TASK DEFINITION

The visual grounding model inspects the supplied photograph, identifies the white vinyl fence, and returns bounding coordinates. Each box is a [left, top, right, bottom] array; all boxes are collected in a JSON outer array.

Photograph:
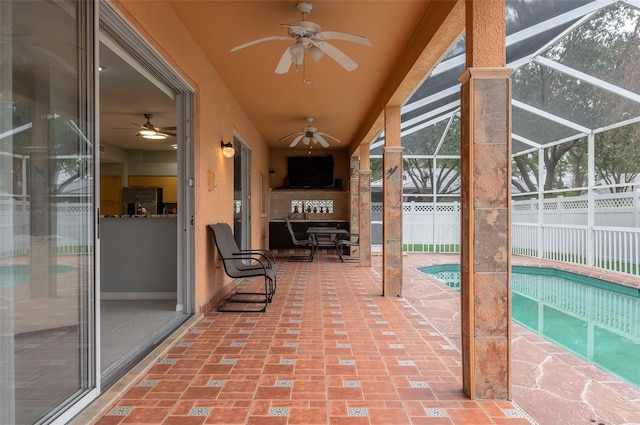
[[0, 200, 92, 256], [372, 190, 640, 277]]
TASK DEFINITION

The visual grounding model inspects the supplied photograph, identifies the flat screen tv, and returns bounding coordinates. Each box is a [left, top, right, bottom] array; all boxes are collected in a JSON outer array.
[[287, 155, 334, 188]]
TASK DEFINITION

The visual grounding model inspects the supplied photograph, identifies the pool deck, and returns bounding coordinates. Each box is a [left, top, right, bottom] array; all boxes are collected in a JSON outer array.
[[401, 253, 640, 425], [77, 252, 640, 425]]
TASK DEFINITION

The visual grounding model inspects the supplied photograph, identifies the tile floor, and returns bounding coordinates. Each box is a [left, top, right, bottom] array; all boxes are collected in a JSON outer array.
[[83, 253, 532, 425], [101, 299, 181, 371], [78, 251, 640, 425]]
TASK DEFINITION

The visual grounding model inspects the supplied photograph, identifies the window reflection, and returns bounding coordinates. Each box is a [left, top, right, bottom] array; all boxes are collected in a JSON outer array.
[[0, 1, 95, 423]]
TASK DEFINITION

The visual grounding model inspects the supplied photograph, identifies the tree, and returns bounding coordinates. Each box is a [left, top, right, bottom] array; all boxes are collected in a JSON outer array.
[[401, 117, 460, 196], [595, 124, 640, 192], [370, 158, 382, 182], [511, 2, 640, 194]]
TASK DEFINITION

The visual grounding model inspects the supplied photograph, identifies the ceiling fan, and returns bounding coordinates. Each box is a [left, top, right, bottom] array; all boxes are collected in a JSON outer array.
[[230, 2, 371, 74], [279, 117, 341, 148], [135, 114, 176, 140]]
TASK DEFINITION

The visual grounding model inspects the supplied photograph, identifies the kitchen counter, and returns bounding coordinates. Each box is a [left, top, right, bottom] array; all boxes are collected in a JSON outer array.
[[100, 216, 177, 298]]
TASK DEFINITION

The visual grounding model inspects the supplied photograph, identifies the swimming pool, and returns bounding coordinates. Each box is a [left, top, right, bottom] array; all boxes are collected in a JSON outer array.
[[419, 264, 640, 388], [0, 264, 76, 287]]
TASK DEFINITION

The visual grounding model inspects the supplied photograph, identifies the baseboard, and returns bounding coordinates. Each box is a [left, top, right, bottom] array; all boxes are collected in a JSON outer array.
[[200, 281, 240, 313], [101, 292, 177, 300]]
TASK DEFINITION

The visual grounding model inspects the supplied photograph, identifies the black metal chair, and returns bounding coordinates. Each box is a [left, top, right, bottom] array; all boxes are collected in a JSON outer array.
[[284, 218, 316, 262], [209, 223, 277, 312], [336, 233, 360, 263]]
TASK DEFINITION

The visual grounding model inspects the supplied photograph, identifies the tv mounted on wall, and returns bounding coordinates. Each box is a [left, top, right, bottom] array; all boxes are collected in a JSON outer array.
[[287, 155, 334, 188]]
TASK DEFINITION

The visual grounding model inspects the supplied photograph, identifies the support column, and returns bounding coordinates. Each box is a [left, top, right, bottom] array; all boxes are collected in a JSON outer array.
[[349, 155, 361, 259], [359, 145, 371, 267], [459, 0, 511, 400], [383, 106, 403, 297]]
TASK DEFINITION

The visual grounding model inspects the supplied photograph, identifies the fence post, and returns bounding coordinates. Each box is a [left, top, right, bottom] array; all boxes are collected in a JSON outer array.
[[635, 189, 640, 228], [587, 134, 595, 268], [557, 195, 563, 224], [431, 198, 436, 253], [537, 194, 544, 259]]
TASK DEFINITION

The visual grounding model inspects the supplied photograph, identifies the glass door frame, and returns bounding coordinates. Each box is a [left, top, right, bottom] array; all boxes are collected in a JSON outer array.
[[97, 0, 195, 316], [233, 135, 251, 251]]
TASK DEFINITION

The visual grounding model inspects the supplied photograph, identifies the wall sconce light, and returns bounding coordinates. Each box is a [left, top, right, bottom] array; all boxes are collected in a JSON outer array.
[[269, 169, 275, 177], [221, 141, 235, 158]]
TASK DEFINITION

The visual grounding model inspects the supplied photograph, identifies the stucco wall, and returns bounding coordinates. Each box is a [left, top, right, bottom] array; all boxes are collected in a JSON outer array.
[[110, 1, 271, 313]]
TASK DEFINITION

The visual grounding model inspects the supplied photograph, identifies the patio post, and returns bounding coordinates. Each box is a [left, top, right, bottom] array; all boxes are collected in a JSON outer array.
[[459, 0, 512, 399], [359, 145, 371, 267], [383, 105, 403, 296], [350, 154, 361, 260]]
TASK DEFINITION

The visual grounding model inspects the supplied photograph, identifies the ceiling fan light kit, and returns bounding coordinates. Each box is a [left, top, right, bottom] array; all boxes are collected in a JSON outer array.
[[142, 133, 168, 140], [231, 2, 371, 74], [136, 113, 175, 140]]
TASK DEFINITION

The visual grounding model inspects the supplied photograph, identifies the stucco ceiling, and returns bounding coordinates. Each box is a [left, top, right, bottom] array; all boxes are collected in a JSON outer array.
[[100, 1, 463, 154]]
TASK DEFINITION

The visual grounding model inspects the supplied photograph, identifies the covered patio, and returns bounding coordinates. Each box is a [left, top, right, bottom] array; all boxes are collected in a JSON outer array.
[[73, 252, 640, 425]]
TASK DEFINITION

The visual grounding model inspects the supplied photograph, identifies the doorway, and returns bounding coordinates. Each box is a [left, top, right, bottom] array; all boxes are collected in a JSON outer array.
[[233, 137, 251, 250], [98, 1, 195, 388]]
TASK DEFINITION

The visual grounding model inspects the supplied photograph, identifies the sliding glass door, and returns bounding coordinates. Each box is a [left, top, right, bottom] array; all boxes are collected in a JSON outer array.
[[0, 1, 96, 423]]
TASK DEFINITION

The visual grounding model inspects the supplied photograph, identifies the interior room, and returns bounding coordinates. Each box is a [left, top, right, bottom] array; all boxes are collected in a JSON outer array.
[[97, 37, 183, 384]]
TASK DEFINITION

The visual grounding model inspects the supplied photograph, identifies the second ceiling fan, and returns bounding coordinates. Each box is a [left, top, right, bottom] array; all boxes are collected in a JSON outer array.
[[279, 117, 341, 148], [231, 2, 371, 74]]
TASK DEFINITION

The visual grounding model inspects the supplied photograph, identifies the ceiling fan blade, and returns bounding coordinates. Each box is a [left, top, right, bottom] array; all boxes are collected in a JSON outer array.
[[311, 41, 358, 71], [289, 134, 304, 147], [278, 131, 300, 142], [315, 31, 371, 46], [230, 35, 291, 52], [317, 132, 341, 143], [315, 134, 330, 148], [156, 126, 177, 131], [275, 45, 295, 74]]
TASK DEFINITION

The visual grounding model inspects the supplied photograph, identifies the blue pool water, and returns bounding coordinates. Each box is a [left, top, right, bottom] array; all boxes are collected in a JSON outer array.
[[419, 264, 640, 388], [0, 264, 76, 287]]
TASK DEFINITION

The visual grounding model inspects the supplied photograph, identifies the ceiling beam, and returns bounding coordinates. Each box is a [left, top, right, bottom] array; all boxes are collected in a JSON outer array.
[[349, 0, 464, 156]]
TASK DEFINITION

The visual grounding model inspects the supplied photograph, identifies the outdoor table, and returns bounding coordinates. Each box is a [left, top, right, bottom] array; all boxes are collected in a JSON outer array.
[[306, 227, 349, 260]]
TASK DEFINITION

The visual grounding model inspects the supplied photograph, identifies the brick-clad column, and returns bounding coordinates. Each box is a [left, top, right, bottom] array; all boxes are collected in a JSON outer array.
[[350, 156, 360, 259], [459, 0, 511, 401], [383, 105, 403, 297], [459, 68, 511, 399], [359, 170, 371, 267], [359, 145, 371, 267]]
